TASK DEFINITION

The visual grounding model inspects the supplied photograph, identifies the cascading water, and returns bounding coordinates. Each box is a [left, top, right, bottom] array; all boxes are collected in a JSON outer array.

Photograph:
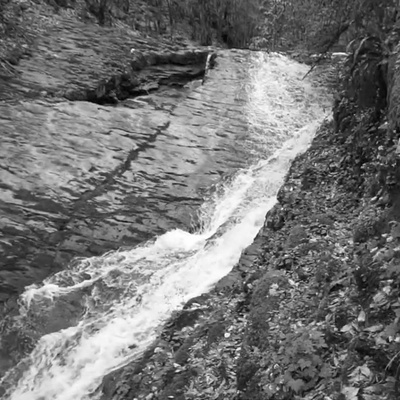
[[0, 50, 332, 400]]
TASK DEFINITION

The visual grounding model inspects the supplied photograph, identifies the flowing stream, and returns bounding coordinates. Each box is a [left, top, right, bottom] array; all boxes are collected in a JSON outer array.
[[0, 50, 331, 399]]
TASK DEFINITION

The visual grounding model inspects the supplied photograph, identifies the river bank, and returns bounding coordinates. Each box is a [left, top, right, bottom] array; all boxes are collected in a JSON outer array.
[[2, 2, 399, 398], [99, 56, 400, 399]]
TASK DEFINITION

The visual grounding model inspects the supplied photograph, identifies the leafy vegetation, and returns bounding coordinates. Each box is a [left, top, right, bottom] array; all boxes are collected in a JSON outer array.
[[252, 0, 398, 51], [166, 0, 260, 47], [82, 0, 396, 51], [104, 0, 263, 47], [233, 110, 400, 399]]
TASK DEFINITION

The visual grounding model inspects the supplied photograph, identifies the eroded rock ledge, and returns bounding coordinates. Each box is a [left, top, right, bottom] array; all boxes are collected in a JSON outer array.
[[64, 49, 211, 104]]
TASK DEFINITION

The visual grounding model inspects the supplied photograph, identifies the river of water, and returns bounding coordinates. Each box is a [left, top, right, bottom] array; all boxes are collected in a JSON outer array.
[[0, 49, 331, 399]]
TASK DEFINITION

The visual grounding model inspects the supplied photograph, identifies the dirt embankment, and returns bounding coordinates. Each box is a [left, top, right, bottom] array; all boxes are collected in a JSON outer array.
[[99, 52, 400, 400]]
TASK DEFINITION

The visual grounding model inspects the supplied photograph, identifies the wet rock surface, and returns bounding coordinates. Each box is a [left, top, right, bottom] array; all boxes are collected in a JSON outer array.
[[0, 43, 254, 304], [0, 2, 221, 302]]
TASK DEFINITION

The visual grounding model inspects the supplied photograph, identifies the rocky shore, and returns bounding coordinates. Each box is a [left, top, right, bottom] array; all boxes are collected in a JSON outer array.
[[100, 58, 400, 399]]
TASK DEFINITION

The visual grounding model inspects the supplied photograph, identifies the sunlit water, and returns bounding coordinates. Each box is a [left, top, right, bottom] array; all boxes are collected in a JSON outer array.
[[0, 50, 331, 400]]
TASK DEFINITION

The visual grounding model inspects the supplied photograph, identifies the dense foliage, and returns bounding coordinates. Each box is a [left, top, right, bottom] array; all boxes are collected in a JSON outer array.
[[145, 0, 398, 51], [251, 0, 398, 51], [165, 0, 260, 47], [110, 0, 262, 47], [2, 0, 397, 51]]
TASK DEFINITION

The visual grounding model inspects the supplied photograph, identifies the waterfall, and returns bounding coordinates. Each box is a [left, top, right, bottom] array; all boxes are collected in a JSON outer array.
[[0, 50, 331, 400]]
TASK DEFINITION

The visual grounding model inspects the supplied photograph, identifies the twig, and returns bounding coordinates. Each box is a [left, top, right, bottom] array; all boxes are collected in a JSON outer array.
[[0, 58, 18, 76]]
